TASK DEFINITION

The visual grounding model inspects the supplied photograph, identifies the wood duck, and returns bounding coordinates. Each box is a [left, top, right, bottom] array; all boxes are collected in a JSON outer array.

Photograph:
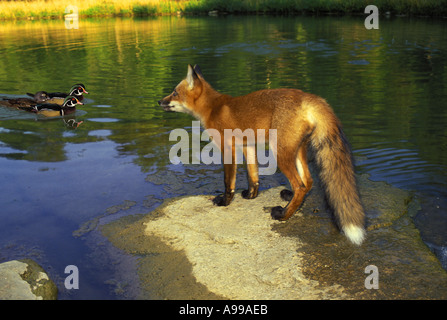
[[26, 83, 88, 105], [19, 96, 83, 117], [0, 91, 50, 108]]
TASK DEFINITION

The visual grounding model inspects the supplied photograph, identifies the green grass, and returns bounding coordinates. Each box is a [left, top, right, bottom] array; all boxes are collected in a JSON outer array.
[[82, 4, 117, 17], [1, 0, 446, 20], [192, 0, 447, 16], [131, 5, 158, 16]]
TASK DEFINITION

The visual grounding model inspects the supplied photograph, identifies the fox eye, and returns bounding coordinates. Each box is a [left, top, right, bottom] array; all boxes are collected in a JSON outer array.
[[173, 90, 178, 97]]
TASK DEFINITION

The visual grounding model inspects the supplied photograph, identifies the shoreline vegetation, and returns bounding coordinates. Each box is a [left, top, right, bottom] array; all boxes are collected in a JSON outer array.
[[0, 0, 446, 21]]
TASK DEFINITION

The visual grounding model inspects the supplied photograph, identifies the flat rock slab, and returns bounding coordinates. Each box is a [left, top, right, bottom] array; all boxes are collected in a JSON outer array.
[[102, 174, 447, 299], [0, 259, 57, 300]]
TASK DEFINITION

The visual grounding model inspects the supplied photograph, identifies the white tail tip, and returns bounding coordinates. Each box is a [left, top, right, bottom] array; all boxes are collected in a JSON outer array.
[[344, 224, 366, 246]]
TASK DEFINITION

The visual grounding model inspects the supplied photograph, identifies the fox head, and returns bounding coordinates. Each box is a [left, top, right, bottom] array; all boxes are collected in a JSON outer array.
[[158, 64, 204, 116]]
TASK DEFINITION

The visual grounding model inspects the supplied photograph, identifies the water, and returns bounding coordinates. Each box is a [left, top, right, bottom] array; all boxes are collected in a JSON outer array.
[[0, 15, 446, 299]]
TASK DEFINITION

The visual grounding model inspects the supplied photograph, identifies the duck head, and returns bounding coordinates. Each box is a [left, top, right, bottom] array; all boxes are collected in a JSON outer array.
[[35, 91, 49, 102], [63, 95, 84, 108], [30, 91, 50, 103], [68, 84, 89, 97]]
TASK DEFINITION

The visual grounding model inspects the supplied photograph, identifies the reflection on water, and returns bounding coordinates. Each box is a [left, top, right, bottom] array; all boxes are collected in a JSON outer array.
[[0, 16, 447, 298]]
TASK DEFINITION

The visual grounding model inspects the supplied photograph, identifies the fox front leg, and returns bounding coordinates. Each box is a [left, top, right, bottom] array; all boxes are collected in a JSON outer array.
[[241, 146, 259, 200], [213, 162, 237, 206], [241, 162, 259, 199], [213, 140, 237, 206]]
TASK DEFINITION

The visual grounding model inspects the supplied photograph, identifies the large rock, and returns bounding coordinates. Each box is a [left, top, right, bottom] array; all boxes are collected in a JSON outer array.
[[0, 259, 57, 300], [102, 174, 447, 299]]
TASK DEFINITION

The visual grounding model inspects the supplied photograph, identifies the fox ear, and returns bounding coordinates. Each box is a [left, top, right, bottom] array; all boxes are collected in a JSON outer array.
[[193, 64, 204, 78], [186, 64, 200, 89]]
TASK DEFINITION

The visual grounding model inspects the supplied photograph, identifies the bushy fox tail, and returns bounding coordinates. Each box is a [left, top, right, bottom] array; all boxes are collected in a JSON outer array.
[[310, 114, 366, 245]]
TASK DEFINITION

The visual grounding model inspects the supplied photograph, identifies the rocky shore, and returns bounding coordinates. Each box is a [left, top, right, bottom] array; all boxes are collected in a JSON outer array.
[[102, 174, 447, 299]]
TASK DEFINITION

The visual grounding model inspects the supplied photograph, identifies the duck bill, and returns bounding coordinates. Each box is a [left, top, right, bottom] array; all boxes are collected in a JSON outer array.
[[75, 97, 84, 105], [82, 88, 89, 94]]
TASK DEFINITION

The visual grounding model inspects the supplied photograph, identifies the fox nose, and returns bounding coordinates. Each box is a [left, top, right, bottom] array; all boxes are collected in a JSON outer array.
[[158, 100, 162, 105]]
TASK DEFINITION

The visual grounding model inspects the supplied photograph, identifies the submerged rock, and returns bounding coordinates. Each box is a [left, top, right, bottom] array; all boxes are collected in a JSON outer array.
[[0, 259, 57, 300], [102, 174, 447, 299]]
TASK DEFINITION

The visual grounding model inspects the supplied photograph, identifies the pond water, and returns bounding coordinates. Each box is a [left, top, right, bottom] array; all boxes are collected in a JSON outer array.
[[0, 15, 446, 299]]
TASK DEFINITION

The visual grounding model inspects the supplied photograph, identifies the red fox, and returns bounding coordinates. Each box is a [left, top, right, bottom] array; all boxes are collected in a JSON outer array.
[[158, 64, 366, 245]]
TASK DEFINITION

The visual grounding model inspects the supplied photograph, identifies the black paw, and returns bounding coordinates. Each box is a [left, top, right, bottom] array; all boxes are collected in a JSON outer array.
[[212, 195, 226, 206], [280, 189, 293, 201], [212, 191, 234, 206], [242, 189, 256, 199], [271, 206, 285, 220]]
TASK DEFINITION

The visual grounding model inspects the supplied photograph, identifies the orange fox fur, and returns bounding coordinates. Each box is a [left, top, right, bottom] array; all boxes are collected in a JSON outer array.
[[158, 64, 366, 245]]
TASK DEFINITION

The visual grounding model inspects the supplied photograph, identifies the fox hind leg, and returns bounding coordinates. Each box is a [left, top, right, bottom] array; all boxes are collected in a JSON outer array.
[[296, 140, 313, 192], [281, 140, 313, 202], [272, 134, 311, 220]]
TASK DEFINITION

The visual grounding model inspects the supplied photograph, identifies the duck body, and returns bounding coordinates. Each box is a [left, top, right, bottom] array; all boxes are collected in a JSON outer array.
[[17, 96, 83, 117], [26, 84, 88, 105], [28, 103, 76, 117], [0, 91, 50, 108]]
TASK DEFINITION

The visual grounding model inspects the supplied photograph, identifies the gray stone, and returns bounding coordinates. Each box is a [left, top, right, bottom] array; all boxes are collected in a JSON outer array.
[[0, 259, 57, 300]]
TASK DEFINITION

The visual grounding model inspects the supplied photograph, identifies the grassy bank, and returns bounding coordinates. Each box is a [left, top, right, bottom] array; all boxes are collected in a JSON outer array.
[[1, 0, 446, 20], [0, 0, 190, 20]]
